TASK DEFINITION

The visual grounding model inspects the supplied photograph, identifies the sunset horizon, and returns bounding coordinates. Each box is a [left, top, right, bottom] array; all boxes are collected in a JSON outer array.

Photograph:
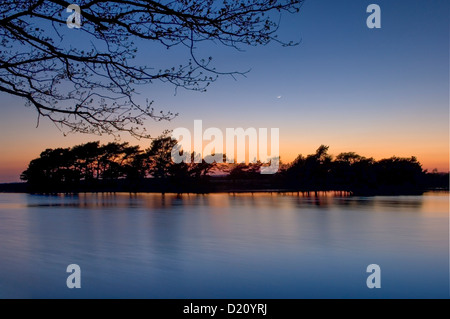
[[1, 131, 448, 183]]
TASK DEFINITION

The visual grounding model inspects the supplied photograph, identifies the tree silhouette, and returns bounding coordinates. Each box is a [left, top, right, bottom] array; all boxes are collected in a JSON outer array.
[[335, 152, 362, 164], [71, 141, 100, 180], [1, 0, 303, 138], [147, 136, 177, 178], [285, 145, 332, 190], [21, 141, 437, 194]]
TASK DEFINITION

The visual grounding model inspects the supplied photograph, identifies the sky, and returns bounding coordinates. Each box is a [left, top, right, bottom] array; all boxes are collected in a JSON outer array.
[[0, 0, 448, 182]]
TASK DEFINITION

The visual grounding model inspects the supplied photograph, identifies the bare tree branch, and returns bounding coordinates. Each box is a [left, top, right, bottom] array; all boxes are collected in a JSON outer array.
[[0, 0, 303, 138]]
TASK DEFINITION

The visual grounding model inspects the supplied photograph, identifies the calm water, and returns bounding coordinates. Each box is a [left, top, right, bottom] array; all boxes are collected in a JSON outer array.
[[0, 191, 448, 299]]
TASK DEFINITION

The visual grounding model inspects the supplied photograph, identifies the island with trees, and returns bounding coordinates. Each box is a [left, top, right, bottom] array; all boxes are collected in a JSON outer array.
[[6, 137, 447, 195]]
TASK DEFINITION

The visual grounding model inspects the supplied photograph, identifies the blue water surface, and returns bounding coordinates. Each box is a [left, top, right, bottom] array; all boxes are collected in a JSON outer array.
[[0, 191, 448, 298]]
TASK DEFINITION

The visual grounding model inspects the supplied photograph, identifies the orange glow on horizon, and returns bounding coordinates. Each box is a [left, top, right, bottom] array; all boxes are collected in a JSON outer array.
[[1, 138, 448, 183]]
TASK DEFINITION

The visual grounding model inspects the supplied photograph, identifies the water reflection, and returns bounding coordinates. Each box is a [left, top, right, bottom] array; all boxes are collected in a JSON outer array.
[[0, 191, 447, 298]]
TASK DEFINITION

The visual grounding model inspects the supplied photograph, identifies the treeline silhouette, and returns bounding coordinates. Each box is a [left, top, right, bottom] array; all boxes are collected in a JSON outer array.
[[20, 138, 449, 194]]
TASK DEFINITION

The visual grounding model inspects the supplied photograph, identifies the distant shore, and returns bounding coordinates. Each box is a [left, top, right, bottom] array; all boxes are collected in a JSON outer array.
[[1, 181, 447, 196]]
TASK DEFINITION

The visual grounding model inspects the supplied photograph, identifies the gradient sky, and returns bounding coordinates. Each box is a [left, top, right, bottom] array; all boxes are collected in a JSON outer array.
[[0, 0, 448, 182]]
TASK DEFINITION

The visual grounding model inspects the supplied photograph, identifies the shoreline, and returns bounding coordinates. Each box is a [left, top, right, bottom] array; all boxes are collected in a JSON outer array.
[[0, 182, 447, 196]]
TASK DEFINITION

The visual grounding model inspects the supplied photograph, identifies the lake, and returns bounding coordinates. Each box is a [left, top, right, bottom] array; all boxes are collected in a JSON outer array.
[[0, 191, 448, 298]]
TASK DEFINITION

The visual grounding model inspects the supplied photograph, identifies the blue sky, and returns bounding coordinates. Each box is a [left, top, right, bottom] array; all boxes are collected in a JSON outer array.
[[0, 0, 448, 182]]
